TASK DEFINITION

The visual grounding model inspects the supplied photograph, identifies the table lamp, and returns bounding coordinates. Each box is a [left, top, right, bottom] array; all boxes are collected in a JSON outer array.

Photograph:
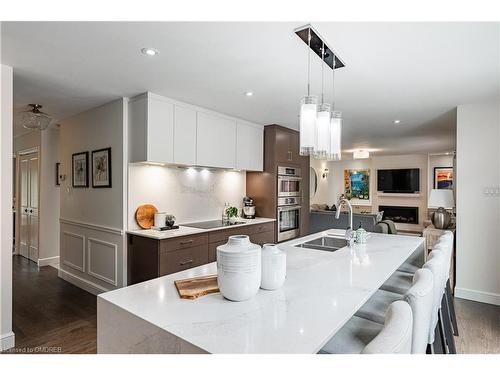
[[428, 189, 455, 229]]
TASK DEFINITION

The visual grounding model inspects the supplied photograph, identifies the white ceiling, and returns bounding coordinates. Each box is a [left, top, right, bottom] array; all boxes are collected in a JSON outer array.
[[2, 22, 499, 155]]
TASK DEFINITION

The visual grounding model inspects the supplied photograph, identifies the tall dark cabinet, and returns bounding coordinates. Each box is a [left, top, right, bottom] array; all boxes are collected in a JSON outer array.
[[247, 125, 310, 242]]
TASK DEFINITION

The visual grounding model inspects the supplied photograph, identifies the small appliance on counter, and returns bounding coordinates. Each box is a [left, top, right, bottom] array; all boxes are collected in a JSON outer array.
[[242, 196, 256, 219]]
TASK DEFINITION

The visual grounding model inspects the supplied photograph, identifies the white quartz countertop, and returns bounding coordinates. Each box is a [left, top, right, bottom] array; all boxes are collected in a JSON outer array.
[[126, 217, 276, 240], [99, 229, 424, 353]]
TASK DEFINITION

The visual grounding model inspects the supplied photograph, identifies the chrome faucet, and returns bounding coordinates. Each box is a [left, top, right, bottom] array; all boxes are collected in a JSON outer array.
[[335, 196, 355, 246]]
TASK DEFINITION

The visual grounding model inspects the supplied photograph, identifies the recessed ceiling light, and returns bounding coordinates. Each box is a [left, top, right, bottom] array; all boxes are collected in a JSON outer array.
[[141, 47, 159, 56], [394, 120, 401, 125], [244, 91, 254, 97]]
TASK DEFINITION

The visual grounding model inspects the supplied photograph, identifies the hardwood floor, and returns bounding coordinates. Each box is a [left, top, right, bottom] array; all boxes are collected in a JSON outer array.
[[2, 255, 499, 354], [455, 297, 500, 354], [5, 255, 97, 354]]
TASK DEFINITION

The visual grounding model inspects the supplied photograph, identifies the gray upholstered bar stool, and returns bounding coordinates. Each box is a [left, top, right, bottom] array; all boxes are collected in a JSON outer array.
[[435, 232, 458, 336], [378, 250, 450, 353], [319, 301, 413, 354], [354, 268, 434, 353]]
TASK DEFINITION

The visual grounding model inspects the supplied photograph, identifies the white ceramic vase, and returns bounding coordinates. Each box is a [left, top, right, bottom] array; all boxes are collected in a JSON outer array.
[[260, 243, 286, 290], [217, 235, 261, 301]]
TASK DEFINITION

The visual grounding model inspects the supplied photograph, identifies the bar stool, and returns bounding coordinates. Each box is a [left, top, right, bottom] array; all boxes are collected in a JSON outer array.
[[379, 249, 453, 353], [354, 268, 434, 353], [435, 232, 459, 336], [319, 301, 413, 354]]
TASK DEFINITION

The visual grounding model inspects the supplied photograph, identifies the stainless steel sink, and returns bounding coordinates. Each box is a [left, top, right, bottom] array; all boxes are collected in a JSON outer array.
[[295, 236, 348, 252]]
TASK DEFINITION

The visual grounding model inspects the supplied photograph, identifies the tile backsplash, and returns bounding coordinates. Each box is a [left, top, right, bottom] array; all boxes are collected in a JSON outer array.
[[128, 164, 246, 230]]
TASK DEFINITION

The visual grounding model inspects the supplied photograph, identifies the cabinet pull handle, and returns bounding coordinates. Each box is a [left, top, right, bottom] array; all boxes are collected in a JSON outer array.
[[180, 239, 194, 245], [29, 209, 33, 213], [179, 259, 193, 266]]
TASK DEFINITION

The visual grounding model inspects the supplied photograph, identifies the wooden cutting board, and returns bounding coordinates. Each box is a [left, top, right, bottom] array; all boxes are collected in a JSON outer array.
[[174, 275, 219, 300], [135, 204, 158, 229]]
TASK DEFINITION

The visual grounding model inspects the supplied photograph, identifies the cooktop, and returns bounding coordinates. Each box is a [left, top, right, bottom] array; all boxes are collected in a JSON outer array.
[[183, 220, 246, 230]]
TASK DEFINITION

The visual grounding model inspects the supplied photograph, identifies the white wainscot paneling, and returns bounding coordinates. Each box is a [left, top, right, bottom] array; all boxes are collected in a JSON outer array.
[[62, 231, 85, 272], [88, 237, 118, 286]]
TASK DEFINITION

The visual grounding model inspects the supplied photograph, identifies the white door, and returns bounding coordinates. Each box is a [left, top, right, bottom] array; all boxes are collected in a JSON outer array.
[[28, 155, 39, 262], [18, 151, 39, 263], [19, 156, 30, 259]]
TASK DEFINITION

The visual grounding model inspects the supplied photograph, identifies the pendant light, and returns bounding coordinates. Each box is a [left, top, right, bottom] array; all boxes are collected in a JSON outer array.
[[315, 42, 331, 159], [329, 55, 342, 161], [299, 28, 318, 156]]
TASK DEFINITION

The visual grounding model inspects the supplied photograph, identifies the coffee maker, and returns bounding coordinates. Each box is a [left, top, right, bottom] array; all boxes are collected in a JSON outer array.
[[242, 196, 256, 219]]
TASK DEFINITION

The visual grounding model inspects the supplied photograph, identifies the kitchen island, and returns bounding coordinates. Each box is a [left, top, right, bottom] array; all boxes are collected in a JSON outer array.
[[97, 229, 424, 354]]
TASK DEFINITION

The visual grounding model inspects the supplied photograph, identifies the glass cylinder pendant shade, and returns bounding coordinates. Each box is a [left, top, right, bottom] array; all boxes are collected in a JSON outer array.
[[299, 95, 318, 156], [315, 103, 331, 159], [328, 110, 342, 161]]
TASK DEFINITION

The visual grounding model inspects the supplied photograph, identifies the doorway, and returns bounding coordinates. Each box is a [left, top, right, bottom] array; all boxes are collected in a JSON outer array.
[[17, 148, 39, 263]]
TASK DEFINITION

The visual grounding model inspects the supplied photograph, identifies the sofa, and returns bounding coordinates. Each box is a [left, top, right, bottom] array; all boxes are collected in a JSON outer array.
[[309, 209, 384, 234]]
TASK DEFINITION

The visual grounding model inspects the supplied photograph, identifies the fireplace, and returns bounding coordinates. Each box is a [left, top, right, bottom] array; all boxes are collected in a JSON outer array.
[[379, 205, 419, 225]]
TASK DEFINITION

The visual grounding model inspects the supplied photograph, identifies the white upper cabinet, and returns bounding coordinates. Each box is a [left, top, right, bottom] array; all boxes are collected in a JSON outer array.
[[173, 105, 197, 165], [196, 112, 237, 169], [129, 92, 263, 170], [148, 96, 174, 163], [128, 93, 174, 163], [236, 121, 263, 171]]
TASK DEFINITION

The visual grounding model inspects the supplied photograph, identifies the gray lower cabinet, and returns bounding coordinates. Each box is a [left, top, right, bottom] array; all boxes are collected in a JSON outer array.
[[128, 222, 275, 285]]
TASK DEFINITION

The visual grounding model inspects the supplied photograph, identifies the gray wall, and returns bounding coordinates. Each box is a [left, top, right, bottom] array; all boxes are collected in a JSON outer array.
[[59, 98, 126, 293], [456, 99, 500, 305]]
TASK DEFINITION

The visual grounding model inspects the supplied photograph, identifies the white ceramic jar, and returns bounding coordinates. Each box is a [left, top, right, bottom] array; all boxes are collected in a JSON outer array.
[[260, 243, 286, 290], [154, 212, 167, 228], [217, 235, 261, 302]]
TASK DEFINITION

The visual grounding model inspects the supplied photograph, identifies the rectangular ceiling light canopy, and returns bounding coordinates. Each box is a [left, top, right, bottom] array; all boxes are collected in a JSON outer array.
[[295, 25, 345, 70]]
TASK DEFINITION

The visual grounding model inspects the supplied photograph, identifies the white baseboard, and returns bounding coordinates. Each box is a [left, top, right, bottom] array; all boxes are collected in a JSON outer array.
[[455, 287, 500, 306], [38, 256, 60, 267], [1, 331, 15, 351], [58, 268, 110, 296]]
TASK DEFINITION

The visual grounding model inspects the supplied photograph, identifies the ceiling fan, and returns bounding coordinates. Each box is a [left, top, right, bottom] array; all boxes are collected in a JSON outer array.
[[22, 104, 52, 130]]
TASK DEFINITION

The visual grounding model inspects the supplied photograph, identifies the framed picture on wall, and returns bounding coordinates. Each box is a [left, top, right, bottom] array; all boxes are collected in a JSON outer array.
[[344, 169, 370, 201], [434, 167, 453, 190], [55, 162, 61, 186], [72, 151, 89, 188], [91, 147, 112, 188]]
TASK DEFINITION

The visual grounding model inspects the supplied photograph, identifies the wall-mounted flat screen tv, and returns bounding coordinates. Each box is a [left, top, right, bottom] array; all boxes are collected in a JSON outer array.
[[377, 168, 420, 193]]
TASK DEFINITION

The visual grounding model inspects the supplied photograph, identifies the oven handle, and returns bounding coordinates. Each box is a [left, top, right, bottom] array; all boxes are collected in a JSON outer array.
[[278, 205, 302, 212], [278, 176, 302, 181]]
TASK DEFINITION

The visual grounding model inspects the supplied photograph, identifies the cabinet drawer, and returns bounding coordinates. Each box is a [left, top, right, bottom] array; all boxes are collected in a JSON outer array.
[[159, 244, 209, 276], [244, 222, 275, 235], [249, 230, 275, 246], [208, 227, 245, 243], [208, 222, 275, 243], [208, 240, 225, 263], [160, 233, 208, 253]]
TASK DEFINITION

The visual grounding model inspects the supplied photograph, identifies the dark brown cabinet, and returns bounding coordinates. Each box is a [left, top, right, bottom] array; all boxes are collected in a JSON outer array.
[[247, 125, 310, 241], [276, 126, 300, 164], [128, 222, 275, 285]]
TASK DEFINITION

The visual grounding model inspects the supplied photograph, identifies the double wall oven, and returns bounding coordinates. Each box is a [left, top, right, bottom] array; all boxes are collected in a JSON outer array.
[[277, 166, 302, 242]]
